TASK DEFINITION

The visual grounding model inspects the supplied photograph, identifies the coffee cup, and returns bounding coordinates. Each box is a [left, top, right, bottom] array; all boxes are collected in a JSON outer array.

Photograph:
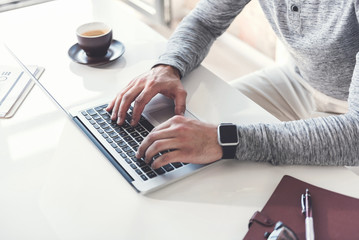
[[76, 22, 113, 58]]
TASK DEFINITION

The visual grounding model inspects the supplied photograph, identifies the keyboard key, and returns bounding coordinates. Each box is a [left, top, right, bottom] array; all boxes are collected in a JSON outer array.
[[122, 122, 131, 129], [109, 132, 118, 138], [134, 159, 146, 167], [134, 136, 143, 143], [124, 158, 132, 164], [95, 104, 108, 111], [123, 136, 132, 142], [86, 109, 97, 116], [97, 109, 108, 115], [102, 133, 108, 138], [140, 131, 149, 137], [127, 151, 136, 157], [97, 109, 107, 115], [140, 175, 148, 181], [122, 146, 132, 152], [172, 162, 183, 168], [135, 126, 145, 132], [100, 122, 109, 129], [141, 166, 152, 173], [130, 132, 140, 138], [163, 164, 174, 172], [154, 167, 166, 175], [96, 118, 105, 124], [140, 119, 154, 132], [119, 132, 129, 137], [146, 171, 157, 179], [105, 128, 114, 133], [92, 114, 101, 120], [102, 115, 110, 120], [126, 127, 135, 133], [128, 141, 137, 147]]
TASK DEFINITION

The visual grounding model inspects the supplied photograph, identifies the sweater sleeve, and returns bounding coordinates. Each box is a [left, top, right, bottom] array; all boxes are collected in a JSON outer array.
[[155, 0, 251, 78], [235, 52, 359, 166]]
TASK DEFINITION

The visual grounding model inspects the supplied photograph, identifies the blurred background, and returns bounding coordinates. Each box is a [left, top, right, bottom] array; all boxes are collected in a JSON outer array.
[[1, 0, 285, 82]]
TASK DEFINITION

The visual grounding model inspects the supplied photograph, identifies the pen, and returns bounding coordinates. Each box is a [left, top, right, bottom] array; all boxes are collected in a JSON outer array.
[[301, 189, 315, 240]]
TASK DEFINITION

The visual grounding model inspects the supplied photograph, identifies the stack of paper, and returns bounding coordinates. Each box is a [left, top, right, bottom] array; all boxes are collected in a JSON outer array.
[[0, 65, 44, 118]]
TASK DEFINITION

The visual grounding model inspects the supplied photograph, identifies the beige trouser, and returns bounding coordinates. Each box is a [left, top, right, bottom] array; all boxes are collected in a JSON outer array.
[[230, 63, 348, 121]]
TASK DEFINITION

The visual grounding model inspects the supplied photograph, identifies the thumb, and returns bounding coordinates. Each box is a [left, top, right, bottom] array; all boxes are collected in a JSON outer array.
[[174, 91, 187, 115]]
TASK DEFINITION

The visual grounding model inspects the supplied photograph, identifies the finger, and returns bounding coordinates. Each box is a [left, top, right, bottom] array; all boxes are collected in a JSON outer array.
[[144, 138, 179, 164], [130, 88, 158, 126], [111, 94, 122, 120], [150, 115, 184, 132], [109, 81, 136, 120], [136, 127, 176, 160], [106, 97, 116, 113], [151, 150, 185, 169], [174, 89, 187, 115], [116, 87, 143, 125]]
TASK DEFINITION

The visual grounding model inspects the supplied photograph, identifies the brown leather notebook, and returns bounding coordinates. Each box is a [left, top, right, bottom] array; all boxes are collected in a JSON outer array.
[[244, 175, 359, 240]]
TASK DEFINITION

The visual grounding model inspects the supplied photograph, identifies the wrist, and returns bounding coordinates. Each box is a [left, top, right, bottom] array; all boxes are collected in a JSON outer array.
[[217, 123, 239, 159], [153, 64, 181, 78]]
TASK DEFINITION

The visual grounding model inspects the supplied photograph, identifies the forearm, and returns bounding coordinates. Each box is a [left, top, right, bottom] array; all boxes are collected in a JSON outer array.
[[236, 113, 359, 166], [236, 53, 359, 166]]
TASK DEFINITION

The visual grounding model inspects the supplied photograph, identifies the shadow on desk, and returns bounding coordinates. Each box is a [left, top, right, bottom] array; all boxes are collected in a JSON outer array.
[[68, 56, 127, 93], [36, 121, 359, 239], [41, 120, 359, 207]]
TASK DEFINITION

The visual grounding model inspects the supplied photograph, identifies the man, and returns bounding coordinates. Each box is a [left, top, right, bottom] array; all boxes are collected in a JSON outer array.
[[107, 0, 359, 169]]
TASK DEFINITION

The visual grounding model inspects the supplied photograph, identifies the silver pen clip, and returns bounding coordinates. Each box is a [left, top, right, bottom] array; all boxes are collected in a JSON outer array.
[[301, 193, 306, 214]]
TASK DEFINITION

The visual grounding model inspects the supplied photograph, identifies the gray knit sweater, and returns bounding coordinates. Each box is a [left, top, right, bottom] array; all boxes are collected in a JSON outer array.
[[156, 0, 359, 166]]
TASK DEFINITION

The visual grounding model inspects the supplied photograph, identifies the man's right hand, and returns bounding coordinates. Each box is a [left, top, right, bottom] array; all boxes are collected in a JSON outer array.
[[106, 64, 187, 126]]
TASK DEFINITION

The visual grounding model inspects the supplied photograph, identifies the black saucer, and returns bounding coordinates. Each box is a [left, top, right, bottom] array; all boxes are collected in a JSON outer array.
[[68, 39, 125, 66]]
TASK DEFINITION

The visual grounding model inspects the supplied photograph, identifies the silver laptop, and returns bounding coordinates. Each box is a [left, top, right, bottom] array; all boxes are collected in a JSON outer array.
[[6, 45, 210, 194]]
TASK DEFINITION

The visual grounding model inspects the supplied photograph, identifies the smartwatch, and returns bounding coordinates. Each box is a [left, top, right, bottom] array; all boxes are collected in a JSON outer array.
[[217, 123, 239, 159]]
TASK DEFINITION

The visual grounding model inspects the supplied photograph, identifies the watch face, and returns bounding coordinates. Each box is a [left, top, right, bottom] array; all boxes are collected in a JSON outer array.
[[220, 125, 238, 144]]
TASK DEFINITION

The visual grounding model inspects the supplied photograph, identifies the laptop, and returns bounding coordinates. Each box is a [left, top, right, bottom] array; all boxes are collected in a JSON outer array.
[[5, 45, 214, 194], [6, 44, 280, 194]]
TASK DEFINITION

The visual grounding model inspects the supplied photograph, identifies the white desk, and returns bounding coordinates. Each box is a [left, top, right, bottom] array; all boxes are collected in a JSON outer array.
[[1, 0, 359, 239]]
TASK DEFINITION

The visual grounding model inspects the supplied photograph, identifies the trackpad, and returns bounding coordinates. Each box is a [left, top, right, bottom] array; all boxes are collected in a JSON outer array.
[[142, 94, 198, 126], [148, 106, 175, 125]]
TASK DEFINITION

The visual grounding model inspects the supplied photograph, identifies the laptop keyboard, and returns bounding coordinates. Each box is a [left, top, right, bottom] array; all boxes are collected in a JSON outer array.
[[81, 104, 186, 181]]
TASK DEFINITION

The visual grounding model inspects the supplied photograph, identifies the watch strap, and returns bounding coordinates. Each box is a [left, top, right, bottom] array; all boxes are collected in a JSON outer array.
[[222, 145, 237, 159]]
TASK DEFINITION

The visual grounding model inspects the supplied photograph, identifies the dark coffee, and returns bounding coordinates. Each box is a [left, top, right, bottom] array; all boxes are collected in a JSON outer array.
[[82, 29, 107, 37]]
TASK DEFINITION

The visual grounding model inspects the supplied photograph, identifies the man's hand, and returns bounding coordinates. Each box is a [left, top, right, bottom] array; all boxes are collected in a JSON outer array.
[[136, 115, 223, 169], [106, 65, 187, 126]]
